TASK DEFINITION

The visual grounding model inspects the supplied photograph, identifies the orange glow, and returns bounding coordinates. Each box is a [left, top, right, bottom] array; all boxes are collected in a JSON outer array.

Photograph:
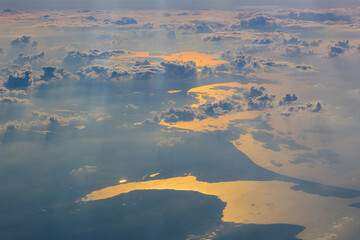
[[111, 51, 227, 67], [168, 90, 182, 93], [79, 176, 360, 240]]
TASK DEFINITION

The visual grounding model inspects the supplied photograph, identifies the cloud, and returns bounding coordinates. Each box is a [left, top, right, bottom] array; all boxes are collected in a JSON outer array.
[[158, 106, 196, 123], [63, 49, 128, 68], [178, 20, 224, 34], [0, 97, 30, 104], [295, 65, 313, 71], [198, 98, 242, 117], [125, 104, 138, 111], [77, 63, 163, 81], [3, 9, 19, 14], [328, 46, 345, 58], [161, 61, 197, 79], [282, 45, 314, 58], [112, 17, 137, 25], [13, 52, 45, 65], [253, 38, 273, 44], [291, 149, 339, 166], [10, 36, 37, 49], [70, 165, 97, 176], [251, 130, 311, 152], [157, 137, 185, 147], [221, 49, 293, 74], [283, 11, 352, 23], [243, 86, 275, 110], [3, 70, 32, 90], [85, 16, 97, 22], [232, 16, 276, 30], [280, 102, 323, 116], [328, 40, 351, 58], [279, 94, 298, 105], [335, 40, 350, 49], [38, 66, 71, 81]]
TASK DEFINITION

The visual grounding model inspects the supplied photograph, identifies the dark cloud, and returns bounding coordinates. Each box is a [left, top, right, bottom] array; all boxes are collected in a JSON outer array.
[[270, 160, 283, 167], [232, 16, 276, 30], [279, 94, 298, 106], [159, 106, 196, 123], [328, 46, 345, 58], [39, 66, 70, 81], [161, 61, 197, 79], [244, 86, 275, 110], [77, 63, 163, 81], [221, 49, 290, 74], [282, 45, 314, 58], [63, 49, 127, 68], [177, 12, 190, 16], [252, 130, 311, 152], [284, 11, 352, 23], [3, 71, 32, 90], [203, 36, 222, 41], [13, 52, 45, 65], [112, 17, 137, 25], [178, 20, 224, 34], [198, 98, 241, 117], [291, 149, 339, 166], [283, 37, 302, 45], [10, 36, 37, 49], [335, 40, 350, 49], [280, 102, 323, 116], [154, 86, 280, 123], [253, 38, 272, 44], [3, 9, 19, 14], [295, 65, 312, 71], [85, 16, 97, 22]]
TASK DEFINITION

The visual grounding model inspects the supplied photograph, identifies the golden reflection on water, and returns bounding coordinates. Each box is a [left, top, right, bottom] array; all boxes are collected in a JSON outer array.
[[79, 176, 359, 240], [111, 51, 227, 67]]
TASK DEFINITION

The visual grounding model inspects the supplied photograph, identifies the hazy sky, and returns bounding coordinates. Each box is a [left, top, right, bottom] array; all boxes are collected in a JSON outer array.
[[1, 0, 359, 10]]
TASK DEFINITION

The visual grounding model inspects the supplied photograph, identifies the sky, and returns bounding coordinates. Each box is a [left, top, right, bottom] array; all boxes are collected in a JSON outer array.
[[0, 2, 360, 240], [1, 0, 360, 10]]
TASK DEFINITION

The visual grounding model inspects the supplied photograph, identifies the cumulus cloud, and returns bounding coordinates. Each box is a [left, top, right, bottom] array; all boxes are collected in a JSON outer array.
[[253, 38, 272, 44], [221, 49, 292, 74], [70, 165, 97, 176], [251, 130, 311, 152], [282, 45, 314, 58], [157, 137, 185, 147], [104, 17, 137, 25], [161, 61, 197, 79], [63, 49, 128, 68], [0, 97, 30, 104], [13, 52, 45, 65], [291, 149, 339, 166], [178, 20, 224, 34], [77, 63, 163, 81], [328, 46, 345, 58], [158, 106, 196, 123], [10, 36, 37, 49], [279, 94, 298, 106], [154, 86, 279, 123], [328, 40, 351, 58], [3, 71, 32, 90], [283, 11, 352, 23], [232, 16, 277, 30], [38, 66, 71, 81], [280, 102, 323, 116]]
